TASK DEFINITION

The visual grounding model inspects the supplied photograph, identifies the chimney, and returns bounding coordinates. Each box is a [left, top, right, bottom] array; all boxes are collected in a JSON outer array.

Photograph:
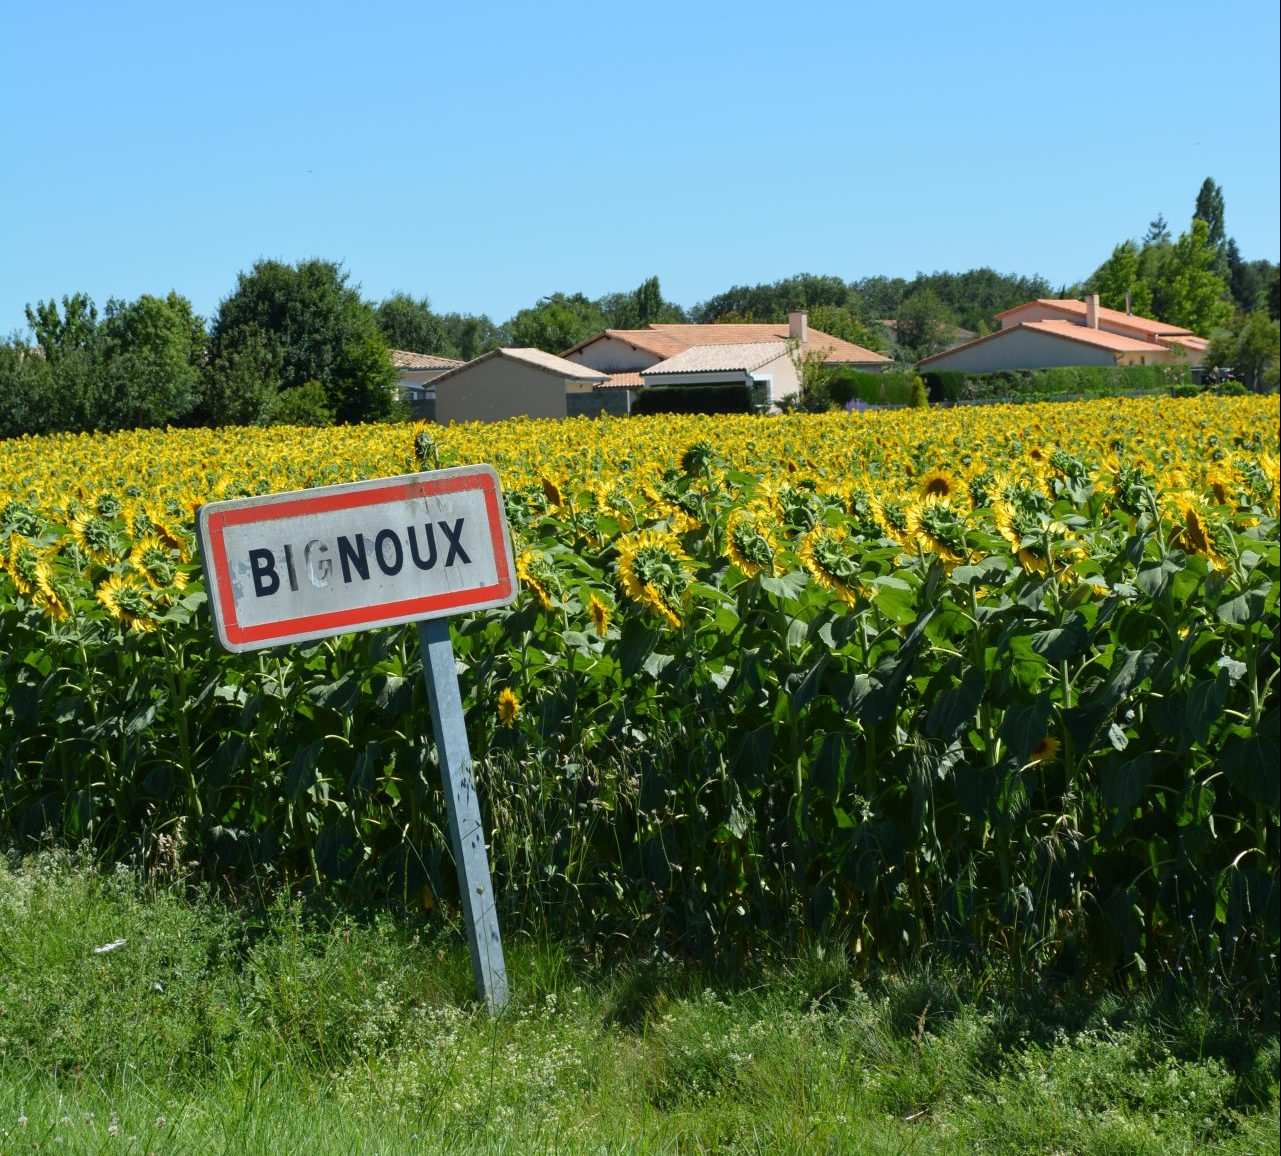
[[788, 310, 808, 344], [1125, 291, 1132, 316], [1085, 294, 1100, 329]]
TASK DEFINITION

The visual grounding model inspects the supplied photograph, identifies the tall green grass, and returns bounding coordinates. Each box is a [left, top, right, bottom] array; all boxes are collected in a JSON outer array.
[[2, 852, 1276, 1154]]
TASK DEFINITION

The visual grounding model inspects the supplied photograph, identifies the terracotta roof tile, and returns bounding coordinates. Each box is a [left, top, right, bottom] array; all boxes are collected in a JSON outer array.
[[565, 323, 889, 366], [599, 371, 645, 390], [997, 299, 1198, 339]]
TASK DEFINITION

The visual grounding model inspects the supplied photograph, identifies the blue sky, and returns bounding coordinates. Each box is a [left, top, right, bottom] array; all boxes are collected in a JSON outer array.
[[2, 0, 1278, 333]]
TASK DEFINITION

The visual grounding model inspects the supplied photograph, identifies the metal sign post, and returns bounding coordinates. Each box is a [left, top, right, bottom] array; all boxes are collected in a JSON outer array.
[[197, 466, 516, 1012], [419, 618, 508, 1011]]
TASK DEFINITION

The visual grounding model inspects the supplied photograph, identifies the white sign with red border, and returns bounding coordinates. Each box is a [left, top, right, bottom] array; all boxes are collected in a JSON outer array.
[[196, 466, 517, 653]]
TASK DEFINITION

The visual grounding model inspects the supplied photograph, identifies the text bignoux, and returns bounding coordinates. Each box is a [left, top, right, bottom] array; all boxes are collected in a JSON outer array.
[[247, 518, 471, 598]]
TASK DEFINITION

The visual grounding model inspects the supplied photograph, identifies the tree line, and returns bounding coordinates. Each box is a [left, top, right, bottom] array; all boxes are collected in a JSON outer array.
[[2, 179, 1277, 439]]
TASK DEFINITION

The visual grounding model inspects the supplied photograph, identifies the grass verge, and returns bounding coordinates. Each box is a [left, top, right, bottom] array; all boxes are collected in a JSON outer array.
[[1, 850, 1277, 1154]]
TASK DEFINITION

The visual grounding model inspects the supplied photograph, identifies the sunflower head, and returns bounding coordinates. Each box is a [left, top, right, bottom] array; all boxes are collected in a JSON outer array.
[[1030, 735, 1061, 765], [615, 528, 690, 628], [917, 468, 959, 502], [1171, 492, 1228, 570], [905, 495, 969, 567], [725, 509, 779, 579], [516, 549, 558, 611], [497, 688, 520, 726], [588, 593, 610, 638], [96, 573, 158, 633], [798, 525, 869, 607]]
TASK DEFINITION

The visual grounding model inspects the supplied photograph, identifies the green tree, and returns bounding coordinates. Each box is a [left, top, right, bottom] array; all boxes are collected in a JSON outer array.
[[0, 339, 59, 437], [1206, 311, 1281, 390], [806, 304, 889, 353], [25, 293, 98, 362], [1160, 219, 1234, 335], [894, 289, 956, 357], [200, 325, 282, 427], [375, 292, 446, 354], [208, 259, 395, 424], [438, 313, 504, 361], [97, 292, 206, 427], [505, 292, 605, 353], [1143, 214, 1171, 245], [1088, 241, 1154, 316], [1194, 178, 1227, 252]]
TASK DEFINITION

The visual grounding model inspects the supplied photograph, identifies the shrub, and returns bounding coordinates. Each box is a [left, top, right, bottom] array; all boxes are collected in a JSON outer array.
[[632, 384, 753, 415]]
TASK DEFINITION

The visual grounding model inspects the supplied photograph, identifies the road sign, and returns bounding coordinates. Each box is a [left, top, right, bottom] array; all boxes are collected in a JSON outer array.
[[196, 466, 517, 653], [196, 465, 516, 1012]]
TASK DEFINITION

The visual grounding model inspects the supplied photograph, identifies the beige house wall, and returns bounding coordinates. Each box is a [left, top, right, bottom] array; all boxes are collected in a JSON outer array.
[[566, 336, 663, 373], [435, 359, 571, 424], [923, 327, 1122, 373], [754, 348, 803, 407]]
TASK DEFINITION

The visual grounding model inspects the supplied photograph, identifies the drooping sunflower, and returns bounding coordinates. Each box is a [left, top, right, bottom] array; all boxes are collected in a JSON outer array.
[[129, 535, 188, 599], [68, 510, 118, 565], [868, 495, 912, 547], [1169, 492, 1228, 570], [588, 592, 611, 638], [516, 549, 557, 611], [96, 572, 158, 633], [725, 508, 779, 579], [798, 524, 870, 607], [904, 495, 969, 568], [615, 528, 690, 629]]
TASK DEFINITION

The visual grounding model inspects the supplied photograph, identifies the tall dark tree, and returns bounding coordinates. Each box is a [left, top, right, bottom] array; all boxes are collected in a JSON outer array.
[[207, 259, 395, 424], [1143, 214, 1171, 245], [1194, 178, 1227, 251]]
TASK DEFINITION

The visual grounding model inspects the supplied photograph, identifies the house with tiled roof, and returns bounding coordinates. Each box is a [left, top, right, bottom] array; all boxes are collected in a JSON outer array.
[[389, 349, 465, 417], [918, 296, 1209, 374], [430, 348, 608, 424], [565, 312, 890, 410]]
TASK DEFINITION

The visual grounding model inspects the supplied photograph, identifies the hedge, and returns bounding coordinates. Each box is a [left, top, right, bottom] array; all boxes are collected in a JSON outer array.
[[922, 363, 1186, 404], [631, 383, 754, 415]]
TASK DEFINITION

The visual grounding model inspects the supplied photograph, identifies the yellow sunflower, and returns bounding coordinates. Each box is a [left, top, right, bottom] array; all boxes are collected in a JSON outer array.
[[615, 528, 690, 628], [798, 525, 870, 607], [497, 688, 520, 726], [588, 593, 610, 638], [905, 495, 969, 568], [1170, 492, 1228, 571], [725, 508, 780, 579], [96, 572, 158, 633], [917, 468, 960, 502]]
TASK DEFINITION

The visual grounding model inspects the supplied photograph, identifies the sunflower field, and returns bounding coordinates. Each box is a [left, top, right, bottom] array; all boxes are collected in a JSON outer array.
[[1, 396, 1277, 989]]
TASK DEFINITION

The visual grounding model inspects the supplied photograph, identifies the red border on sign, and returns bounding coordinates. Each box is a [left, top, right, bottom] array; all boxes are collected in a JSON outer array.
[[204, 472, 513, 647]]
